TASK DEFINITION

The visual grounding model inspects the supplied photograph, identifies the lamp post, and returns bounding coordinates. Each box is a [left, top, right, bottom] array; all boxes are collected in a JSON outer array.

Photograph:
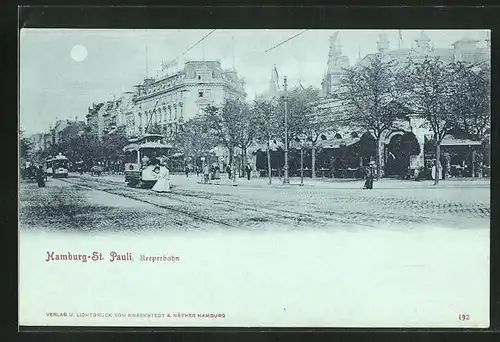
[[283, 76, 289, 184], [297, 133, 308, 186], [201, 156, 205, 183]]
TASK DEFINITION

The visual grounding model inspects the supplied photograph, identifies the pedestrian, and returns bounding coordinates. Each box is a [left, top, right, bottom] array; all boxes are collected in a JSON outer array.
[[210, 164, 216, 181], [363, 162, 375, 189], [152, 165, 171, 193], [36, 164, 45, 188], [185, 164, 189, 177], [213, 164, 221, 184], [226, 164, 232, 180], [203, 163, 210, 184], [245, 163, 252, 180]]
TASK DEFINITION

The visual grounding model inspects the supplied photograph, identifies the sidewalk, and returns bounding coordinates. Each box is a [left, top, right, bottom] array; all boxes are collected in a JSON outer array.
[[75, 173, 490, 190], [190, 176, 490, 189]]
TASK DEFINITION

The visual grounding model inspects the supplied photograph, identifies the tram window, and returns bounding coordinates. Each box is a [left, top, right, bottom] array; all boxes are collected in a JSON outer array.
[[124, 151, 138, 163]]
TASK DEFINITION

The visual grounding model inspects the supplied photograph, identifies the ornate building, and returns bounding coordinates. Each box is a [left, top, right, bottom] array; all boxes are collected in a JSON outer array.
[[128, 60, 246, 139], [314, 31, 490, 178]]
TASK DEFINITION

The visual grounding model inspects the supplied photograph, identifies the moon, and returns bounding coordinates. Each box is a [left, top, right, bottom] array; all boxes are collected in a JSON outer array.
[[70, 45, 88, 62]]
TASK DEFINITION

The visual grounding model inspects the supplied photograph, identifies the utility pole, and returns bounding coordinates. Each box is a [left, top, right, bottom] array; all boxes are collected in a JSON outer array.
[[232, 35, 235, 70], [283, 76, 289, 184], [146, 45, 149, 78]]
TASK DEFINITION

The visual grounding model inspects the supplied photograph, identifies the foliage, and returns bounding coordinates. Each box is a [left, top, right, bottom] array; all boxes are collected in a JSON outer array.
[[340, 53, 406, 178], [449, 62, 490, 140], [19, 130, 33, 159], [253, 98, 280, 145], [400, 56, 455, 143], [203, 98, 249, 166], [100, 126, 129, 161], [173, 115, 216, 160], [276, 86, 321, 144], [341, 53, 406, 140]]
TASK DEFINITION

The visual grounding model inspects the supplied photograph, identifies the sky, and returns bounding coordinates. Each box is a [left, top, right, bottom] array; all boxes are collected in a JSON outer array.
[[20, 29, 489, 136]]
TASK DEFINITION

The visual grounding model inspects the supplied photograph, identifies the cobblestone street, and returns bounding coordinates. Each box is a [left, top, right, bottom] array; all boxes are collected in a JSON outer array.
[[19, 173, 490, 233]]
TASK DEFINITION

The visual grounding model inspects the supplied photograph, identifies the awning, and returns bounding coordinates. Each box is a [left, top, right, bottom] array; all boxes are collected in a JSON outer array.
[[425, 134, 482, 146], [122, 141, 173, 152], [317, 136, 361, 149]]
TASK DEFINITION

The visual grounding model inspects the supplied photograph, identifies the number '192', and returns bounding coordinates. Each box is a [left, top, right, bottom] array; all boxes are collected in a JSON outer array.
[[459, 314, 470, 321]]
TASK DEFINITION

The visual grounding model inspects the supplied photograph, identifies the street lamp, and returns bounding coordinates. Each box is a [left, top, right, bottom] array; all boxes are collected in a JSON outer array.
[[200, 156, 205, 183], [296, 133, 308, 186], [283, 76, 289, 184]]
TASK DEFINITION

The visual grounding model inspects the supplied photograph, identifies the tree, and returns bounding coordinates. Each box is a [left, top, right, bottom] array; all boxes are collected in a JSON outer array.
[[340, 53, 406, 179], [101, 126, 129, 163], [401, 56, 456, 185], [174, 115, 216, 167], [449, 62, 491, 141], [253, 98, 280, 184], [203, 98, 248, 179], [19, 130, 33, 159], [235, 101, 258, 176], [296, 87, 322, 178]]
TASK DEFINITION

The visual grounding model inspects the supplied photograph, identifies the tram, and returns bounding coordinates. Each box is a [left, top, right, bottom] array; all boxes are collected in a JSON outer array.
[[51, 153, 70, 178], [123, 134, 173, 188], [44, 156, 54, 177]]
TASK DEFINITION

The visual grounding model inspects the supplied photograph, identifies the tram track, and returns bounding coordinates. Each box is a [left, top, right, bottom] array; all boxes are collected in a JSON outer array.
[[57, 177, 236, 229], [59, 176, 327, 228], [56, 175, 477, 229]]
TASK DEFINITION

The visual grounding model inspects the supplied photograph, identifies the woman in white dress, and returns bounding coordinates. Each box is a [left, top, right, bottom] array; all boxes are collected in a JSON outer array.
[[152, 165, 171, 193]]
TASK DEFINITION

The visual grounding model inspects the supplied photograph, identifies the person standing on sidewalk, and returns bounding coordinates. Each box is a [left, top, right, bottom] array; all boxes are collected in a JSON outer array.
[[245, 163, 252, 181], [226, 164, 232, 180], [203, 163, 210, 184], [363, 162, 375, 189], [36, 164, 46, 188]]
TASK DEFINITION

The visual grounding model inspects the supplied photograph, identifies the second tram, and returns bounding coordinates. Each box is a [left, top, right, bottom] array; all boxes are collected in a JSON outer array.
[[52, 153, 70, 178], [44, 156, 54, 177]]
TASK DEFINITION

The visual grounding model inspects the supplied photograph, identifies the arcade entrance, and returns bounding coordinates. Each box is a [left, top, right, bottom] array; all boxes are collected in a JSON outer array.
[[384, 132, 421, 178]]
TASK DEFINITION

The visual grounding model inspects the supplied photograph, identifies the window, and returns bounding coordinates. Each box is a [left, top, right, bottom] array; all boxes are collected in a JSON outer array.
[[169, 106, 172, 121], [205, 89, 211, 97], [198, 91, 204, 97], [179, 104, 183, 119], [174, 105, 177, 120], [198, 75, 201, 80]]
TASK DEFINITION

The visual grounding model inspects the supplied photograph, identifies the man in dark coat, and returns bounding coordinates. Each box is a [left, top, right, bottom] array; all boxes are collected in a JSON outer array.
[[363, 162, 375, 189], [226, 164, 232, 180], [245, 163, 252, 181], [36, 165, 45, 187]]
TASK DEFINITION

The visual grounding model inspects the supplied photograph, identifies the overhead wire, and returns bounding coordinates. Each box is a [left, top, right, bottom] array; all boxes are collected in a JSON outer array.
[[181, 29, 217, 58], [265, 29, 308, 53], [162, 29, 217, 70]]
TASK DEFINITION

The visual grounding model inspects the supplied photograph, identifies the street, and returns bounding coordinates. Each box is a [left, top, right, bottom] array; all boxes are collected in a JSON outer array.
[[19, 173, 490, 233]]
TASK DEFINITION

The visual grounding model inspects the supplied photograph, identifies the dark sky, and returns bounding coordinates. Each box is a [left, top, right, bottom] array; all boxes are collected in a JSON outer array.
[[20, 29, 489, 136]]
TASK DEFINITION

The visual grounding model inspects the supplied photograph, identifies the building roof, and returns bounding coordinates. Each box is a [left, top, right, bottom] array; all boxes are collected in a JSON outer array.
[[416, 31, 431, 42]]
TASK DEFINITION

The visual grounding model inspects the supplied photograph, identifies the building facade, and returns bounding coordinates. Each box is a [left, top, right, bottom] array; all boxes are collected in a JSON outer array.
[[127, 60, 246, 139], [315, 31, 490, 178]]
